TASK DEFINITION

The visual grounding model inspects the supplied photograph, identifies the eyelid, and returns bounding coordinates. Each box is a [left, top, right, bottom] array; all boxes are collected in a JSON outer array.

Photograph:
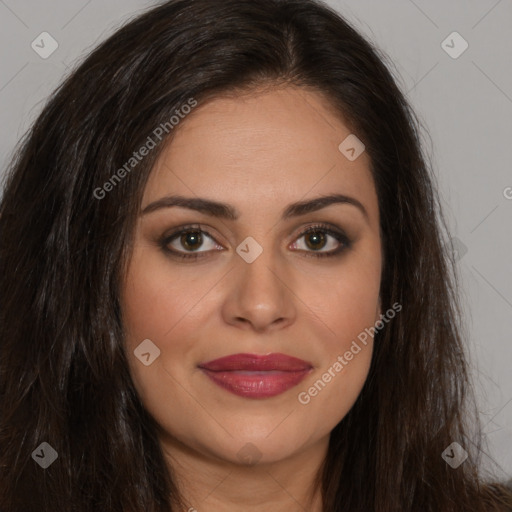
[[291, 223, 351, 257], [161, 223, 222, 255], [160, 222, 351, 260]]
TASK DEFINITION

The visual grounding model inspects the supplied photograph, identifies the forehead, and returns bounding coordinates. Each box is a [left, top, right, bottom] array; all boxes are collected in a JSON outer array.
[[143, 86, 378, 226]]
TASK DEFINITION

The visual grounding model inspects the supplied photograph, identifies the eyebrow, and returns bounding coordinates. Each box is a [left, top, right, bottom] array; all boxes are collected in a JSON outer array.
[[141, 193, 369, 221]]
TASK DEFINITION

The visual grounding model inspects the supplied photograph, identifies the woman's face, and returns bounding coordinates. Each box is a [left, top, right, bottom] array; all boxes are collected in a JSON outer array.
[[121, 86, 382, 466]]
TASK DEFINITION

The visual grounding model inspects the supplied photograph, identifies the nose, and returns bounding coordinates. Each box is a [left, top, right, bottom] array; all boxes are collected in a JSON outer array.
[[221, 246, 297, 333]]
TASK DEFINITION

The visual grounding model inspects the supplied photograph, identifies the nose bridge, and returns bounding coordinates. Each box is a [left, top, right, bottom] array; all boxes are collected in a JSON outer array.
[[225, 233, 294, 330], [237, 235, 283, 300]]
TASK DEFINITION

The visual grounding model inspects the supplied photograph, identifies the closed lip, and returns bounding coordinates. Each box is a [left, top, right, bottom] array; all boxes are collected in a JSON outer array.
[[198, 352, 314, 399], [198, 353, 313, 372]]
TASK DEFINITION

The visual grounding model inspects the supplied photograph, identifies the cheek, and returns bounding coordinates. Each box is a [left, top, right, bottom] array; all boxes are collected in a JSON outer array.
[[120, 249, 208, 436], [293, 251, 380, 420], [294, 315, 375, 434], [121, 246, 214, 343], [301, 248, 382, 352], [329, 267, 380, 341], [120, 248, 202, 394]]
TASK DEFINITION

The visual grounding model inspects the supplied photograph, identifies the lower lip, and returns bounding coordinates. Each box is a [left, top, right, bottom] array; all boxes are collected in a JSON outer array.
[[200, 369, 312, 399]]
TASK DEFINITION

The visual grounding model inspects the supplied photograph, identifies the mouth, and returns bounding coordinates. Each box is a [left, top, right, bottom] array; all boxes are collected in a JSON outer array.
[[197, 353, 313, 399]]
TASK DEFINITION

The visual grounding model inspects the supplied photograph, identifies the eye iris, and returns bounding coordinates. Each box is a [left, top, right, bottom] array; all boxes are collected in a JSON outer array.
[[175, 228, 333, 254], [305, 231, 326, 251], [181, 231, 202, 251]]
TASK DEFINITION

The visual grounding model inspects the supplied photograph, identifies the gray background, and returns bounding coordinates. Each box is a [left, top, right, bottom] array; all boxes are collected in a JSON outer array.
[[1, 0, 511, 480]]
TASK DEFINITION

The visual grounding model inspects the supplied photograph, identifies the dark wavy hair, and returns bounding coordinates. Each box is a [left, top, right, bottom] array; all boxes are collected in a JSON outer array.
[[1, 0, 511, 510]]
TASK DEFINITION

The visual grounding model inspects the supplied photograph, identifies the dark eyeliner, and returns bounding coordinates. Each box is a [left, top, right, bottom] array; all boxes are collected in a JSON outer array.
[[159, 222, 351, 261], [159, 223, 212, 260], [294, 223, 351, 259]]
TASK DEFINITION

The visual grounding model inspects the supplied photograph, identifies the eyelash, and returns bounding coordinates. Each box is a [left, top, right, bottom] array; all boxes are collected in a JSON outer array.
[[159, 223, 351, 261]]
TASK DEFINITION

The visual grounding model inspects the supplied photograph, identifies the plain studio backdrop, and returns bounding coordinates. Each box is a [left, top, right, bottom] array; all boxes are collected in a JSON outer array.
[[0, 0, 511, 481]]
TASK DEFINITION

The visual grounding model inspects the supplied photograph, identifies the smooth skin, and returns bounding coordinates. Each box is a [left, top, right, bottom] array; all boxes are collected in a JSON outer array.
[[121, 85, 383, 512]]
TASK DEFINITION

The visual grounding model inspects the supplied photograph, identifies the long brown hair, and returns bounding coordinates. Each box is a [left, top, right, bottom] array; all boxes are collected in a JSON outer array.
[[1, 0, 511, 510]]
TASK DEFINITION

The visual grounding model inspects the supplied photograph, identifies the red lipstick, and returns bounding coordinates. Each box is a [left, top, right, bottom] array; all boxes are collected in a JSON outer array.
[[198, 353, 313, 399]]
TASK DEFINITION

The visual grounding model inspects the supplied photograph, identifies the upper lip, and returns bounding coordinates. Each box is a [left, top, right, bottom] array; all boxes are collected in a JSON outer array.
[[198, 353, 313, 372]]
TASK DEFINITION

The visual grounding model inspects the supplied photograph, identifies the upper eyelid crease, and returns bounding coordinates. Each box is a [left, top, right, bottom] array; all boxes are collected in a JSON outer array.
[[141, 193, 369, 223]]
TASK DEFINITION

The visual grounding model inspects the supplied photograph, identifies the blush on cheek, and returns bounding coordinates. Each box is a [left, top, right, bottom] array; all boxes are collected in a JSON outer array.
[[121, 262, 205, 346]]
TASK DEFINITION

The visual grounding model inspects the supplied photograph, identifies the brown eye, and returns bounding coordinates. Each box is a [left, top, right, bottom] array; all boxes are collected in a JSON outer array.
[[179, 231, 203, 251], [160, 225, 223, 260], [291, 224, 350, 258], [160, 223, 351, 262], [304, 230, 327, 251]]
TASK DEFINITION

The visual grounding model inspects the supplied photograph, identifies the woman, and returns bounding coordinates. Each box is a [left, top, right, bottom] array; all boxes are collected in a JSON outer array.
[[0, 0, 510, 510]]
